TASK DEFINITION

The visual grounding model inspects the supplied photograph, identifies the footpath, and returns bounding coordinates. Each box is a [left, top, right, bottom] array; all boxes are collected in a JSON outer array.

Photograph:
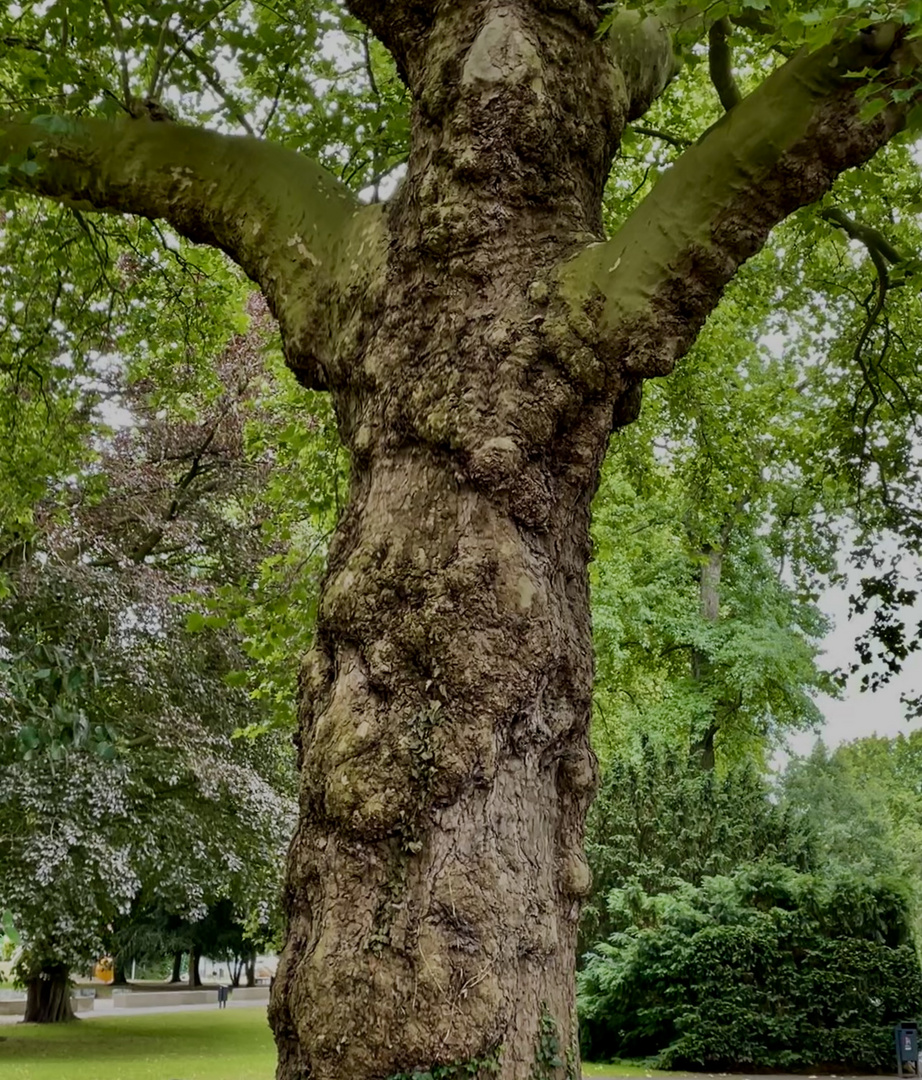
[[0, 994, 267, 1026]]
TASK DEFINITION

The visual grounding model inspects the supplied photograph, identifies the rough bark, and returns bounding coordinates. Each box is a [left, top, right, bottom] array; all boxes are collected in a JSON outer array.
[[268, 10, 632, 1077], [111, 954, 129, 987], [23, 964, 74, 1024], [4, 3, 922, 1078]]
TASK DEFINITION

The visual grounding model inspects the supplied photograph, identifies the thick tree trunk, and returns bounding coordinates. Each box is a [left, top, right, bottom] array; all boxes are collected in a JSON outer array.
[[169, 950, 183, 984], [271, 457, 602, 1080], [269, 7, 629, 1079], [111, 955, 129, 987], [23, 965, 74, 1024]]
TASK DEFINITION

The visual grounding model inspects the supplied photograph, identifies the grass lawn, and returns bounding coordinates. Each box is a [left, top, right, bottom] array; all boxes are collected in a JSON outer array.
[[0, 1008, 276, 1080], [583, 1065, 680, 1078], [0, 1008, 671, 1080]]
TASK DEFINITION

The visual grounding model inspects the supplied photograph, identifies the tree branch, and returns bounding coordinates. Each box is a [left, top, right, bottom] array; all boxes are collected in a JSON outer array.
[[176, 41, 256, 136], [342, 2, 434, 86], [821, 206, 904, 266], [631, 124, 689, 149], [605, 10, 680, 121], [0, 116, 370, 389], [100, 0, 132, 109], [557, 21, 916, 383], [708, 17, 742, 112]]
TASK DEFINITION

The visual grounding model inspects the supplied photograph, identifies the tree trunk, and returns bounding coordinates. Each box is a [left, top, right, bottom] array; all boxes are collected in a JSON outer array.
[[188, 946, 202, 989], [271, 454, 601, 1079], [111, 955, 129, 987], [245, 951, 256, 989], [23, 964, 74, 1024], [268, 9, 629, 1079], [169, 950, 183, 984]]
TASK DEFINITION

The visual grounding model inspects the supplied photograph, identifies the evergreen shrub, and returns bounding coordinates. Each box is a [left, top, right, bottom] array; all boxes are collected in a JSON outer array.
[[578, 864, 922, 1070]]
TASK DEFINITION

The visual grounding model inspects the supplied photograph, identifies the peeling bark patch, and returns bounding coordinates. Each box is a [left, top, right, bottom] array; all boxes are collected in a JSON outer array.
[[462, 10, 543, 97]]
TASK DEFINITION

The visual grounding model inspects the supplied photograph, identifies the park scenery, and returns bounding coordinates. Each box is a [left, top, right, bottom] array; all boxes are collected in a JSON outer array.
[[4, 1, 922, 1079]]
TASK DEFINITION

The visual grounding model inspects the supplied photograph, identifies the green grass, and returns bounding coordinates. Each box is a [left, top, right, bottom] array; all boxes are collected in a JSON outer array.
[[0, 1009, 672, 1080], [0, 1008, 276, 1080], [582, 1065, 679, 1078]]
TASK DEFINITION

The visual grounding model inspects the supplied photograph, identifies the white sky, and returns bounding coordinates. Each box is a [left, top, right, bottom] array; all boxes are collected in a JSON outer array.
[[789, 577, 922, 755]]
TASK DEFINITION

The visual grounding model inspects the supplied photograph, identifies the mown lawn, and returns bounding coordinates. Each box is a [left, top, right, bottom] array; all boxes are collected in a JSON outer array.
[[0, 1008, 276, 1080], [0, 1007, 666, 1080]]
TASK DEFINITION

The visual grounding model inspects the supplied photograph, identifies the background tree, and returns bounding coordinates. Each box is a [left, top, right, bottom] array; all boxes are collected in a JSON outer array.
[[4, 0, 922, 1075], [0, 308, 299, 1021], [578, 862, 922, 1071], [581, 741, 812, 956]]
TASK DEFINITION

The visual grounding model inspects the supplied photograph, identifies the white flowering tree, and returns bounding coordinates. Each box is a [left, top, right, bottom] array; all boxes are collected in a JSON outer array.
[[0, 305, 300, 1021]]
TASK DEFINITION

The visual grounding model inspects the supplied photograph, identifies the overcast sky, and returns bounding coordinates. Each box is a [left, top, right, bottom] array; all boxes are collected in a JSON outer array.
[[788, 577, 922, 756]]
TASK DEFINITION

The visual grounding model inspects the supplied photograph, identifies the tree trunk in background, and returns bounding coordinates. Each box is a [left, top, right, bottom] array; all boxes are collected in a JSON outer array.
[[245, 951, 256, 988], [187, 946, 201, 988], [169, 950, 183, 984], [23, 964, 74, 1023], [111, 955, 128, 987]]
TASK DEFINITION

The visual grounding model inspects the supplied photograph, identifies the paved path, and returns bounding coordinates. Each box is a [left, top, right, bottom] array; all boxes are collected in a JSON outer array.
[[0, 996, 267, 1025]]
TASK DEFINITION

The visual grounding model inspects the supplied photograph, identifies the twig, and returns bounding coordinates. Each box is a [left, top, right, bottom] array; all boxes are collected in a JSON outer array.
[[708, 17, 742, 112], [100, 0, 132, 108]]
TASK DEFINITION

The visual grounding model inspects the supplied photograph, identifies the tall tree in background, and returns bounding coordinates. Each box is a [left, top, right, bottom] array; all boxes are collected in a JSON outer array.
[[0, 307, 299, 1022], [4, 1, 922, 1075]]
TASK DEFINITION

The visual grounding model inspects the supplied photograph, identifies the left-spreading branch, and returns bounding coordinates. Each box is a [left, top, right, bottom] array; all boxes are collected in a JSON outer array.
[[0, 116, 363, 389]]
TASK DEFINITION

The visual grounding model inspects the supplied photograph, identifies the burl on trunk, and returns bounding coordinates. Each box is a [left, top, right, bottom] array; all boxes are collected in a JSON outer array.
[[269, 9, 629, 1077]]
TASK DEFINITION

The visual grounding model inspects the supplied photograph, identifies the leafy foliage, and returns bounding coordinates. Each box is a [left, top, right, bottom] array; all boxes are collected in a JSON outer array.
[[579, 863, 922, 1071], [0, 301, 304, 981], [580, 741, 812, 956]]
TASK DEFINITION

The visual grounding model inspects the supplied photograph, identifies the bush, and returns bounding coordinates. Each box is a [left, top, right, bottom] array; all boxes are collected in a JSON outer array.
[[578, 863, 922, 1071]]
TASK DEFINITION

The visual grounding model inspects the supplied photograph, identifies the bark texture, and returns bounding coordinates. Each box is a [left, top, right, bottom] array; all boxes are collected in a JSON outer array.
[[169, 950, 183, 984], [266, 8, 920, 1080], [23, 965, 74, 1024], [188, 945, 202, 989], [4, 2, 920, 1078], [270, 7, 632, 1078]]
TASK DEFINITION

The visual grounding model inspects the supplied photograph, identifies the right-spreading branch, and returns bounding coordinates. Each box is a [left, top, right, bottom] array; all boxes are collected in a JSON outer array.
[[557, 19, 920, 388]]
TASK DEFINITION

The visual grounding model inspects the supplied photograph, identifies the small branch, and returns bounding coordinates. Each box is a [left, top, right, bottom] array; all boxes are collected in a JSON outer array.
[[708, 17, 742, 112], [259, 61, 290, 137], [820, 207, 904, 266], [178, 43, 255, 136], [154, 0, 238, 93], [146, 15, 173, 101], [631, 124, 690, 149], [363, 32, 380, 99], [100, 0, 132, 108]]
